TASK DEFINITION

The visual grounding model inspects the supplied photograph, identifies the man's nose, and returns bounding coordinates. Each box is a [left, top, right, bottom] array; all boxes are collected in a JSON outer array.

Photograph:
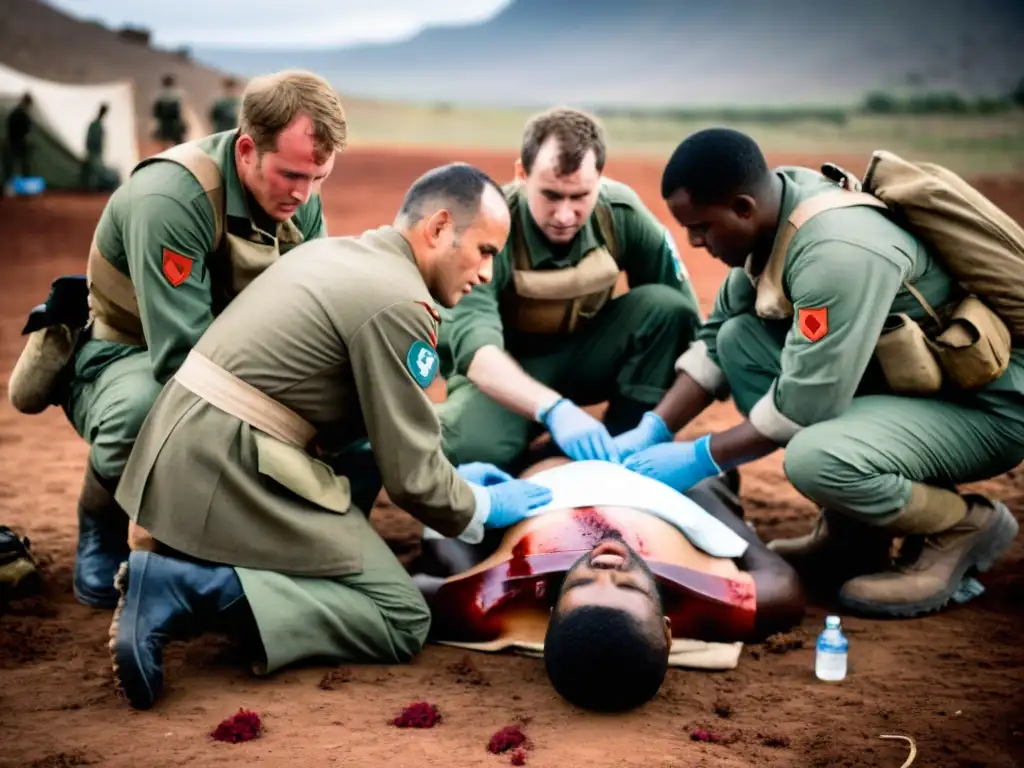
[[478, 257, 493, 284], [290, 180, 312, 202], [553, 200, 576, 225]]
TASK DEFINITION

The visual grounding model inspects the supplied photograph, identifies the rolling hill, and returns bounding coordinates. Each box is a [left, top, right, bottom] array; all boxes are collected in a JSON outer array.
[[194, 0, 1024, 108], [0, 0, 233, 127]]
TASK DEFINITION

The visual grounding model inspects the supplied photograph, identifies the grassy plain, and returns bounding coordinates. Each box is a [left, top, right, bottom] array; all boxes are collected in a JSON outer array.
[[341, 99, 1024, 175]]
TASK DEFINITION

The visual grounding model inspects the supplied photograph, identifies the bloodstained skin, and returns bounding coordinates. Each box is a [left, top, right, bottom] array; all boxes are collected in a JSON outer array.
[[433, 506, 756, 643]]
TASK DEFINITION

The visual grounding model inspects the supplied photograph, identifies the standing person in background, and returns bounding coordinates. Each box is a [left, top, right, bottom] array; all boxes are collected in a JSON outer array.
[[152, 74, 186, 149], [210, 77, 241, 134], [3, 92, 33, 188], [80, 103, 109, 191]]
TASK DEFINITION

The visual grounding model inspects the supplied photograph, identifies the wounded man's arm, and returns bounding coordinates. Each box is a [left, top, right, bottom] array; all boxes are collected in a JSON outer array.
[[684, 480, 806, 641]]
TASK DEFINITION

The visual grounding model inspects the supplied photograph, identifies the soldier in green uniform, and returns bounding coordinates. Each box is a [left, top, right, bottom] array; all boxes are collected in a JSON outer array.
[[3, 92, 33, 186], [108, 163, 554, 710], [152, 74, 186, 149], [615, 128, 1024, 618], [209, 77, 241, 134], [436, 107, 703, 474], [13, 70, 348, 610], [79, 103, 109, 191]]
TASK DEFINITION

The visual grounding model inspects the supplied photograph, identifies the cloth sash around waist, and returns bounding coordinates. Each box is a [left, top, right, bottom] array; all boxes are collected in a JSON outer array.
[[173, 350, 315, 448]]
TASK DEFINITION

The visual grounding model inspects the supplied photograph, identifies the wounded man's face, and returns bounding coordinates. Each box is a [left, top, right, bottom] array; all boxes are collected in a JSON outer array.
[[553, 530, 669, 640], [543, 529, 673, 711]]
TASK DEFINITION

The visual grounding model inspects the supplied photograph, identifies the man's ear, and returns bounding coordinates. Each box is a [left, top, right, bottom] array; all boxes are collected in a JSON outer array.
[[663, 616, 672, 645], [731, 194, 757, 220], [513, 158, 526, 182], [236, 133, 256, 166], [424, 209, 453, 247]]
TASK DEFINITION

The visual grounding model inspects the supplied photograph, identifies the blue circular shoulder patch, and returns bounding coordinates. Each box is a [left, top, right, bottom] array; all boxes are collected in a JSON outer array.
[[406, 340, 439, 388]]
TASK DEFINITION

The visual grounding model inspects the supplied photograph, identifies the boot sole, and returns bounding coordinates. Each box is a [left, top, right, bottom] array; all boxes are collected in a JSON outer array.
[[839, 501, 1019, 618], [108, 552, 159, 710]]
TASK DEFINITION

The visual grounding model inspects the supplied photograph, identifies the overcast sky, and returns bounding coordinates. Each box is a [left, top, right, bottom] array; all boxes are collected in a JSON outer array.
[[45, 0, 514, 48]]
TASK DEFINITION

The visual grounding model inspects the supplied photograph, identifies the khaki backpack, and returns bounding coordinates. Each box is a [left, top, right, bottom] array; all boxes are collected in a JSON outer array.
[[759, 150, 1022, 392], [804, 150, 1024, 340]]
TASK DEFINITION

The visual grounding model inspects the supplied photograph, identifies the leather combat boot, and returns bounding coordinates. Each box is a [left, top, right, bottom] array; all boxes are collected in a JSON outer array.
[[109, 550, 247, 710], [767, 508, 894, 588], [74, 464, 130, 609], [840, 492, 1019, 618]]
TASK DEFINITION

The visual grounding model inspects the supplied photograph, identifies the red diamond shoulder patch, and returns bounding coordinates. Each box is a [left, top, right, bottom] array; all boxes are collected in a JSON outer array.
[[798, 307, 828, 342], [162, 248, 192, 287]]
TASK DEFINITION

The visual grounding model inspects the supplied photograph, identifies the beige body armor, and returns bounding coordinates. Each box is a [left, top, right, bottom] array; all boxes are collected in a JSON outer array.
[[751, 152, 1016, 394], [500, 188, 621, 335], [8, 140, 310, 415], [87, 140, 307, 348]]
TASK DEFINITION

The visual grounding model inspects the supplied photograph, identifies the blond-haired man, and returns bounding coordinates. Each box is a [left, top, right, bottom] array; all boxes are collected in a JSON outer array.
[[15, 69, 347, 610]]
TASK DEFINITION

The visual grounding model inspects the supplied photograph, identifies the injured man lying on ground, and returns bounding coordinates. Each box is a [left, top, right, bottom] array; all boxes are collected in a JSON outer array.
[[412, 458, 806, 712]]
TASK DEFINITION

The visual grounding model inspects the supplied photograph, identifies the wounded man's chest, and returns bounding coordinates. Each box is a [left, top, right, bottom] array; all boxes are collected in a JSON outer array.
[[496, 508, 740, 579]]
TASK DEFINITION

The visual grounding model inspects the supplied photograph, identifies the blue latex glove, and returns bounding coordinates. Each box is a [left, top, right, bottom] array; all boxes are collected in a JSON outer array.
[[623, 434, 721, 492], [612, 411, 674, 460], [539, 398, 621, 463], [456, 462, 514, 487], [481, 478, 553, 529]]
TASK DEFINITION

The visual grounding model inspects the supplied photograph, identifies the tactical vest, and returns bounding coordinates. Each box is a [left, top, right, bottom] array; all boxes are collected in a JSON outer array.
[[85, 140, 308, 347], [499, 184, 621, 335]]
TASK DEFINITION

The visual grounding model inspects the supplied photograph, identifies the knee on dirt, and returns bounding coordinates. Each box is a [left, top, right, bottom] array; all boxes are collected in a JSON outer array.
[[618, 284, 701, 340], [782, 425, 865, 515], [385, 591, 433, 663], [91, 376, 164, 474]]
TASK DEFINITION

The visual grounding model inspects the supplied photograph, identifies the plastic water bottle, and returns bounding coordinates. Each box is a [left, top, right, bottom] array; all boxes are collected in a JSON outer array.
[[815, 615, 848, 681]]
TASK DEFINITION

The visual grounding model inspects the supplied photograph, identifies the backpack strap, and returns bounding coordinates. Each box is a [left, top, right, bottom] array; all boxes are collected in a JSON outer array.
[[772, 190, 887, 265], [593, 199, 619, 265], [152, 142, 225, 250], [756, 188, 940, 324]]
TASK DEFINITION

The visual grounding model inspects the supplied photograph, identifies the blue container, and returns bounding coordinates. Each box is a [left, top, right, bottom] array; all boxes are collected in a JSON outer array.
[[12, 176, 46, 195]]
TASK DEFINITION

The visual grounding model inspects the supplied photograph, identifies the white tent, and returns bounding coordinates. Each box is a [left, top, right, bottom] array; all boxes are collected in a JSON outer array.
[[0, 61, 139, 187]]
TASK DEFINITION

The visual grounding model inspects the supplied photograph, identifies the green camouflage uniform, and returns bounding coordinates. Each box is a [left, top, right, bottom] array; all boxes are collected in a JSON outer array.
[[676, 167, 1024, 520], [437, 178, 703, 471]]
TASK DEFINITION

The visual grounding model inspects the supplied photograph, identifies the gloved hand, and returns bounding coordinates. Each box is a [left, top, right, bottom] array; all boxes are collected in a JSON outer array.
[[481, 478, 553, 529], [612, 411, 674, 460], [539, 397, 621, 463], [456, 462, 514, 487], [623, 434, 721, 492]]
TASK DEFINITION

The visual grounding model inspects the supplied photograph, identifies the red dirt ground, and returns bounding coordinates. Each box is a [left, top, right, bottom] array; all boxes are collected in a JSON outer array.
[[1, 145, 1023, 768]]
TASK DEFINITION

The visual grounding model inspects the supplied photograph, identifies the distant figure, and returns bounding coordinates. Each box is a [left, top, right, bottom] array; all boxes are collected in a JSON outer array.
[[209, 77, 241, 133], [152, 74, 186, 149], [80, 103, 117, 191], [3, 92, 33, 185]]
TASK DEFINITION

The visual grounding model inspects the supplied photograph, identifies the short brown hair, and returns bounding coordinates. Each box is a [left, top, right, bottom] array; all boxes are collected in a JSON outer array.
[[520, 107, 606, 177], [239, 69, 348, 163]]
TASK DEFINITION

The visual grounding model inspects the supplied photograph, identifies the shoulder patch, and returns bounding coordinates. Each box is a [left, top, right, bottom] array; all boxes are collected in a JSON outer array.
[[798, 307, 828, 342], [161, 248, 193, 287], [662, 228, 689, 281], [406, 339, 439, 388]]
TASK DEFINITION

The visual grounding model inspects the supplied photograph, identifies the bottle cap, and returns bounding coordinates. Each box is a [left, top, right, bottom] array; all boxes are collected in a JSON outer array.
[[825, 615, 841, 628]]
